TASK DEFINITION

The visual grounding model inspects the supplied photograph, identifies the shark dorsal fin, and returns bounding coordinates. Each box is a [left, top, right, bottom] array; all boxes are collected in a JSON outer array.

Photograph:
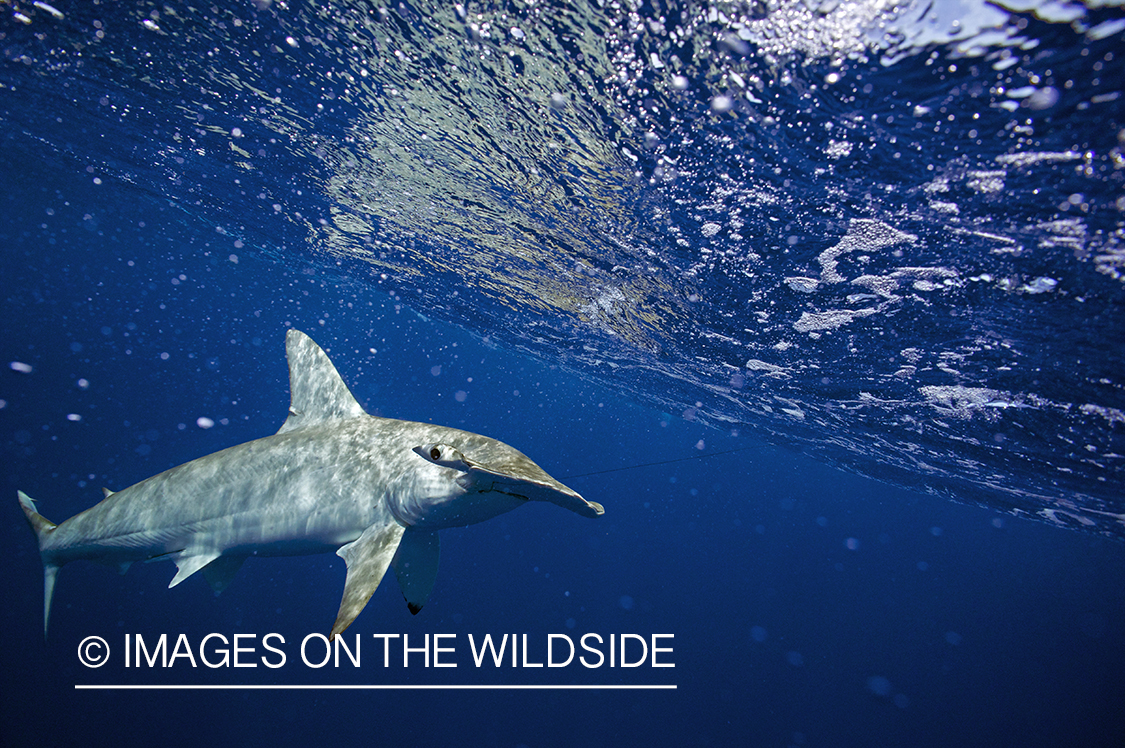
[[278, 329, 367, 435]]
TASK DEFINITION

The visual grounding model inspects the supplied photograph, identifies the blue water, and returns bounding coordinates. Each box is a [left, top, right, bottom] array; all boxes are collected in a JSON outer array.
[[2, 1, 1124, 746]]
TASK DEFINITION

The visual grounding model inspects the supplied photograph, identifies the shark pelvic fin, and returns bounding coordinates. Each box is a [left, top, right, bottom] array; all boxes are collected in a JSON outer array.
[[331, 521, 405, 639], [393, 524, 441, 611], [202, 555, 245, 594], [278, 329, 367, 435], [393, 528, 440, 615], [168, 548, 223, 588]]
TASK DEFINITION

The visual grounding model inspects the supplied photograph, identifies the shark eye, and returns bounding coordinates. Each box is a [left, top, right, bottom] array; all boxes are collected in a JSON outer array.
[[415, 444, 474, 471]]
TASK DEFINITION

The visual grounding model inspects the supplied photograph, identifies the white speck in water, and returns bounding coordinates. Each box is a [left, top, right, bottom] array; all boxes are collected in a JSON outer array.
[[710, 95, 733, 113], [1027, 86, 1059, 110], [33, 2, 65, 20], [1022, 276, 1058, 294]]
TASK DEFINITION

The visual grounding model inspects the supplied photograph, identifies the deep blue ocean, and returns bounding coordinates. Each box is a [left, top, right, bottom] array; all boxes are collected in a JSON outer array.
[[2, 1, 1124, 746]]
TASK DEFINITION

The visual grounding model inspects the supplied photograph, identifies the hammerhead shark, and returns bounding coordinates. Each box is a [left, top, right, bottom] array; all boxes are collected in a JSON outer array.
[[19, 329, 603, 637]]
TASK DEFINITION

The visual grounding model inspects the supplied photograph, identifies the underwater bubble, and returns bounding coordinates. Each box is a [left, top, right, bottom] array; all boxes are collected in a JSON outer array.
[[867, 675, 893, 697]]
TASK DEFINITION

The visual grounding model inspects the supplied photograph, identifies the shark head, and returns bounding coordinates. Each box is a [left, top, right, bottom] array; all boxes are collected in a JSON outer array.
[[388, 435, 604, 529], [277, 328, 602, 534]]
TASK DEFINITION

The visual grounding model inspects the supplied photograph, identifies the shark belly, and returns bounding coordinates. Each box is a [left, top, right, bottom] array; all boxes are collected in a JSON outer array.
[[39, 423, 391, 571]]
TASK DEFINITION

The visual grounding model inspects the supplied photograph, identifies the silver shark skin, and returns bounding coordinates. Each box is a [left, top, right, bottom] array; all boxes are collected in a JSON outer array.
[[19, 329, 603, 638]]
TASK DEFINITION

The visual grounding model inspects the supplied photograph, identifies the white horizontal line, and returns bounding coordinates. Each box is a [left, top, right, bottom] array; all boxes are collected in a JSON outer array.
[[76, 684, 676, 691]]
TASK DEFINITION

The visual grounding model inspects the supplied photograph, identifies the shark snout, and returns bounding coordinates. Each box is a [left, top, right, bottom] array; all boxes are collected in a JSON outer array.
[[492, 475, 604, 518], [467, 461, 604, 519]]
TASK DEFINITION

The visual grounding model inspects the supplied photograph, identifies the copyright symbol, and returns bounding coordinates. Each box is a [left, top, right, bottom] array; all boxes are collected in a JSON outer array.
[[77, 636, 110, 668]]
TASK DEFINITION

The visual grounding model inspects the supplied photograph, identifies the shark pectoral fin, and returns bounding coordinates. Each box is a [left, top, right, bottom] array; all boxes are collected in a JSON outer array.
[[168, 549, 223, 588], [392, 528, 440, 615], [331, 522, 406, 639], [202, 555, 245, 595]]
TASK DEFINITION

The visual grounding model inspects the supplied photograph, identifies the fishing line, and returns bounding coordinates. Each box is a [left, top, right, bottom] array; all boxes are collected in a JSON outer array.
[[562, 446, 759, 481]]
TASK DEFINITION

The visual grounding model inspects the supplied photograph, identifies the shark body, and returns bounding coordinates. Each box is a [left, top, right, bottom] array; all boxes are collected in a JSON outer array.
[[19, 329, 603, 637]]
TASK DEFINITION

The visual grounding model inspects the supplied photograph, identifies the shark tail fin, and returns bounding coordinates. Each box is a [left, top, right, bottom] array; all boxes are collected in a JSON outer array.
[[18, 491, 60, 637]]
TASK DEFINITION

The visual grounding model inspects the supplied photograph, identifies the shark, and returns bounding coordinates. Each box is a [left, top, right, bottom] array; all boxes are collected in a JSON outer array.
[[19, 329, 603, 638]]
